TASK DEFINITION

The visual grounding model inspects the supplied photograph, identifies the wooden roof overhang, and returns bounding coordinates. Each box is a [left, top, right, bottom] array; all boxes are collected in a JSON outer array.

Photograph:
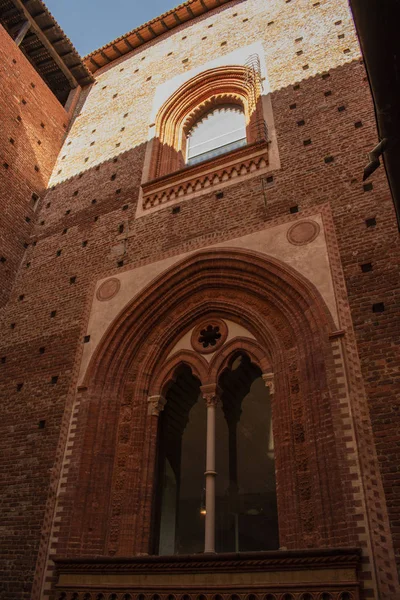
[[0, 0, 93, 104], [84, 0, 233, 75]]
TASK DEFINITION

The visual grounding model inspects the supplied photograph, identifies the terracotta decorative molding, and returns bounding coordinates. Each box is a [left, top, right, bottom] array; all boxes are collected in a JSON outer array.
[[84, 0, 233, 74], [96, 277, 121, 302], [59, 246, 392, 599], [191, 318, 228, 355], [55, 546, 362, 571], [148, 65, 266, 182], [54, 548, 361, 599], [287, 220, 320, 246], [142, 141, 269, 211], [56, 590, 359, 600], [56, 589, 358, 600]]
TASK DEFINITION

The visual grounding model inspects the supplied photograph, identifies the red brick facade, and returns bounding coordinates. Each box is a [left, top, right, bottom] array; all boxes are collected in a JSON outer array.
[[0, 24, 71, 307], [0, 1, 399, 600]]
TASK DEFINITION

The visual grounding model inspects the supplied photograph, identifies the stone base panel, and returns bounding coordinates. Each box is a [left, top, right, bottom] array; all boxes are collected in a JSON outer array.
[[55, 549, 361, 600]]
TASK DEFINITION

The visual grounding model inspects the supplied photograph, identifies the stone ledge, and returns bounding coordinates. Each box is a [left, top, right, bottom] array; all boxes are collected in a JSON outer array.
[[54, 548, 362, 574], [54, 549, 362, 599], [141, 141, 269, 212]]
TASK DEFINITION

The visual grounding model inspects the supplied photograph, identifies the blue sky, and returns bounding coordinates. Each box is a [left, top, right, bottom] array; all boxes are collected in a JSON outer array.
[[45, 0, 180, 56]]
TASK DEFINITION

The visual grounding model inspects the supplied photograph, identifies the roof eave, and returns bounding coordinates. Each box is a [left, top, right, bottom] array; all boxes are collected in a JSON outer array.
[[83, 0, 233, 74]]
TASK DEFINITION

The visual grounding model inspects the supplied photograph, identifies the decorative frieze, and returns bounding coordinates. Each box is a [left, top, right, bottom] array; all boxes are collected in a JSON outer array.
[[141, 141, 269, 211], [54, 548, 361, 599]]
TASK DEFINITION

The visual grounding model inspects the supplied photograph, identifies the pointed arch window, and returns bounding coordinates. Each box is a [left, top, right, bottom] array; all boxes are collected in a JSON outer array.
[[153, 354, 279, 555], [186, 105, 247, 166]]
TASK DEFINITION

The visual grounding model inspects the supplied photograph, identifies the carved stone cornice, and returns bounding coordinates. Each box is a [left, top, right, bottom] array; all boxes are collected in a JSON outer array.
[[147, 395, 166, 416]]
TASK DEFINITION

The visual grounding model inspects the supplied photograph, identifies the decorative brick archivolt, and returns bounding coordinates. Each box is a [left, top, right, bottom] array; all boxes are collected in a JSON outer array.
[[148, 349, 209, 397], [140, 66, 269, 213], [51, 247, 397, 599], [207, 337, 271, 383], [82, 247, 336, 389], [149, 337, 270, 399], [70, 249, 353, 554], [149, 66, 265, 181]]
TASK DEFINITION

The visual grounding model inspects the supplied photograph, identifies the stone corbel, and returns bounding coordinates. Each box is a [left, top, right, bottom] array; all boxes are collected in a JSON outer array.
[[262, 372, 275, 395], [147, 395, 166, 416]]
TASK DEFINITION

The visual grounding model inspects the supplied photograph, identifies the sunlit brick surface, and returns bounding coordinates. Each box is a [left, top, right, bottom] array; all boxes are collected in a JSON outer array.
[[0, 2, 399, 600]]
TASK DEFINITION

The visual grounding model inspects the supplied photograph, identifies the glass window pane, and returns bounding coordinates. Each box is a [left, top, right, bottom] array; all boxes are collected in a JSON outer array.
[[187, 138, 247, 166], [187, 105, 246, 165]]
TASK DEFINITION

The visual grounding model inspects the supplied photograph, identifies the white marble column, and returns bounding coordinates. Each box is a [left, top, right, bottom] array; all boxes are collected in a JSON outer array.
[[200, 384, 221, 553]]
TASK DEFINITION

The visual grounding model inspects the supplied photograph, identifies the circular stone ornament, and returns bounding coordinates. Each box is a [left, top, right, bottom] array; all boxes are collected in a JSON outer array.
[[287, 220, 320, 246], [96, 277, 121, 301], [191, 318, 228, 354]]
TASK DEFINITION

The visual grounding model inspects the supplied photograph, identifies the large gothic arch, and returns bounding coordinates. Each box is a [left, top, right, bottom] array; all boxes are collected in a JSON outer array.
[[66, 248, 355, 559]]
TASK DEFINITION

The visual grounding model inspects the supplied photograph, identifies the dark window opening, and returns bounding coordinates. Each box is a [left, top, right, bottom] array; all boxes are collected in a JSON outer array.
[[155, 355, 279, 555], [372, 302, 385, 313], [361, 262, 373, 273], [155, 365, 204, 555], [216, 354, 279, 552]]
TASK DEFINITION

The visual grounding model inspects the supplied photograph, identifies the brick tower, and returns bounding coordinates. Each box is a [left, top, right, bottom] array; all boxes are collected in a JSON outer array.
[[0, 1, 399, 600]]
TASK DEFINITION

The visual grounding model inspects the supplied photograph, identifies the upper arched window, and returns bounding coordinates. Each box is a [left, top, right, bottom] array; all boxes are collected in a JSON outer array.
[[186, 105, 247, 166], [147, 65, 267, 182]]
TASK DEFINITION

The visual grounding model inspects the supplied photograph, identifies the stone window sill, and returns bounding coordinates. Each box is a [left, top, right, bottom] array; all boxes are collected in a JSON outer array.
[[139, 140, 269, 215]]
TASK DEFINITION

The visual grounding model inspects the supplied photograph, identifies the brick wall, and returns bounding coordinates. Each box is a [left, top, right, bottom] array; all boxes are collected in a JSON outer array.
[[0, 23, 72, 599], [0, 24, 69, 308], [0, 1, 399, 598]]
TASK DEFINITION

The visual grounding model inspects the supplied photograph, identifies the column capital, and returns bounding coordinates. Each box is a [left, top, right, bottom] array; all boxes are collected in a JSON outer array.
[[147, 395, 166, 416], [262, 372, 275, 395], [200, 384, 222, 407]]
